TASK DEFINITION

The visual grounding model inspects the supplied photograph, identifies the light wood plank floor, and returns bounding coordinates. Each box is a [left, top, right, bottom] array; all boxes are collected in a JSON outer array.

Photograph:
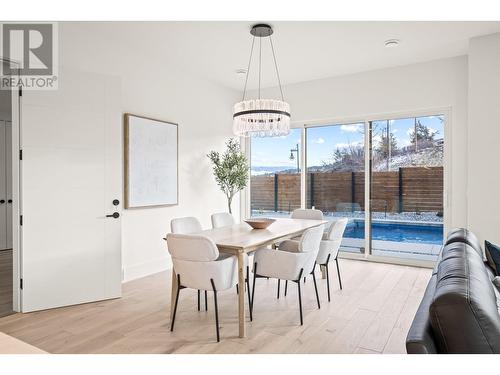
[[0, 332, 46, 354], [0, 249, 13, 318], [0, 259, 431, 354]]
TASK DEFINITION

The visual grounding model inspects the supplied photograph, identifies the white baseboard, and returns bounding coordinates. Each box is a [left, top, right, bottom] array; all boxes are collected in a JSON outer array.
[[123, 255, 172, 283]]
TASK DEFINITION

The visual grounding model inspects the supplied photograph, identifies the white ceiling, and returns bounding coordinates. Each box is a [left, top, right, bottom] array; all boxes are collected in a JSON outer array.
[[62, 21, 500, 91]]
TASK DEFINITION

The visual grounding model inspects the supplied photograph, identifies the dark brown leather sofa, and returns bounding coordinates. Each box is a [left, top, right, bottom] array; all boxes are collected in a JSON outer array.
[[406, 228, 500, 354]]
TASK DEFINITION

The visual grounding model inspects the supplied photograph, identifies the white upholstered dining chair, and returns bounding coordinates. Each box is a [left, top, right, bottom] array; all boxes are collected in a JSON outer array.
[[171, 216, 203, 235], [290, 208, 324, 220], [210, 212, 253, 318], [211, 212, 235, 229], [288, 209, 324, 243], [166, 233, 238, 342], [170, 217, 207, 311], [251, 224, 324, 325], [317, 218, 348, 300]]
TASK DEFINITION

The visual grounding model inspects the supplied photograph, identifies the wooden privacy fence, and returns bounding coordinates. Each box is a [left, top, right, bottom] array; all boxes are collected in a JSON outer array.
[[250, 167, 443, 214]]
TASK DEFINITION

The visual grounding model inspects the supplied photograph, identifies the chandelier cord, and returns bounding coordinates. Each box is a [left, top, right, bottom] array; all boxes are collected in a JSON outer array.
[[269, 35, 285, 101], [242, 35, 255, 101], [258, 36, 262, 100]]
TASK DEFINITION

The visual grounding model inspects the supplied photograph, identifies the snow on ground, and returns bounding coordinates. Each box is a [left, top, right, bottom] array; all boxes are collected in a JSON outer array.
[[372, 147, 443, 171]]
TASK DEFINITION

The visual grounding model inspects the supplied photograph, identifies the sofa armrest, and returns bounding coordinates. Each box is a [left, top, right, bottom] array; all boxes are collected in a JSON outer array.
[[406, 274, 438, 354]]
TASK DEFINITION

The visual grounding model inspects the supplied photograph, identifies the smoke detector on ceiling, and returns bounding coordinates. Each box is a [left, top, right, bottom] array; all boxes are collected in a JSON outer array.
[[384, 39, 400, 48]]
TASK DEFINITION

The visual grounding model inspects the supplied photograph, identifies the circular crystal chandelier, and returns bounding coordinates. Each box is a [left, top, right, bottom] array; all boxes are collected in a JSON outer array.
[[233, 24, 291, 138]]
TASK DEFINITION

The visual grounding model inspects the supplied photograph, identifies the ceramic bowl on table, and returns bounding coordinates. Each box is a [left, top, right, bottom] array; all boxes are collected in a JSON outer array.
[[244, 218, 276, 229]]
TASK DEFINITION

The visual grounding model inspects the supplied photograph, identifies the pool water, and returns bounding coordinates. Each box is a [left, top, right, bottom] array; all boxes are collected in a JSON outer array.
[[344, 221, 443, 245]]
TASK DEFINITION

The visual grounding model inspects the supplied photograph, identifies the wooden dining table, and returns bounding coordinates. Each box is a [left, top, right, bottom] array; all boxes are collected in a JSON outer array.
[[168, 218, 328, 338]]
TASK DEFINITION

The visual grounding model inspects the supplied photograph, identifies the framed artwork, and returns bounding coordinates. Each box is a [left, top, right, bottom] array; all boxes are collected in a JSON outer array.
[[124, 113, 178, 208]]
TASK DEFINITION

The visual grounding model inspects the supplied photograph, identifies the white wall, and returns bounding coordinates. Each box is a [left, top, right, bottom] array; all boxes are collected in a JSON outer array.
[[257, 56, 469, 229], [119, 70, 240, 281], [467, 33, 500, 245]]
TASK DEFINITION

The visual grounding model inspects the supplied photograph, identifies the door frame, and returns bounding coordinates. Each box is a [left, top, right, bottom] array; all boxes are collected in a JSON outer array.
[[0, 57, 22, 312]]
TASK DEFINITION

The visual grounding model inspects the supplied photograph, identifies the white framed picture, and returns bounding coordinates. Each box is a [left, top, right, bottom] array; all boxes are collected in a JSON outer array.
[[124, 113, 178, 208]]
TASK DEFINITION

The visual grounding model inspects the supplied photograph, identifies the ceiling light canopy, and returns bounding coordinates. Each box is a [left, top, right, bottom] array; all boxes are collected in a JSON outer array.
[[233, 24, 291, 138]]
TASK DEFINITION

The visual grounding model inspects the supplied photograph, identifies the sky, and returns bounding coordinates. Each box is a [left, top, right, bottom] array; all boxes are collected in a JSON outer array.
[[250, 115, 444, 172], [250, 128, 302, 169]]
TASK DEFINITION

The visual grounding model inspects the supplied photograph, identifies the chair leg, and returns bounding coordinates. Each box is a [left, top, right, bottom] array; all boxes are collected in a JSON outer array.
[[285, 280, 288, 296], [205, 290, 208, 310], [210, 279, 220, 342], [277, 279, 280, 299], [251, 263, 257, 316], [170, 274, 181, 332], [336, 258, 343, 290], [246, 266, 252, 321], [326, 263, 331, 302], [197, 290, 200, 311], [297, 271, 304, 326], [311, 268, 321, 309]]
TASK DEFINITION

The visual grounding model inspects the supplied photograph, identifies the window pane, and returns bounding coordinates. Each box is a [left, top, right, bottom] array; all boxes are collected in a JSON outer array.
[[250, 129, 302, 218], [370, 115, 444, 261], [306, 123, 365, 254]]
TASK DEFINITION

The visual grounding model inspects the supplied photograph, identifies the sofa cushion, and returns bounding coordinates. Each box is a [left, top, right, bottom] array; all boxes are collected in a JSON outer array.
[[485, 240, 500, 276], [429, 242, 500, 353], [445, 227, 485, 260]]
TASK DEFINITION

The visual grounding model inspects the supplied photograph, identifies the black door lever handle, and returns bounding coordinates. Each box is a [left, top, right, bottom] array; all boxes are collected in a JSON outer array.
[[0, 200, 5, 204], [106, 212, 120, 219]]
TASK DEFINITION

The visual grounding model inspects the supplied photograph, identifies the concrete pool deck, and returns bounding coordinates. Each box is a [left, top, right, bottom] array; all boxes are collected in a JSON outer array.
[[251, 210, 443, 262], [341, 238, 441, 261]]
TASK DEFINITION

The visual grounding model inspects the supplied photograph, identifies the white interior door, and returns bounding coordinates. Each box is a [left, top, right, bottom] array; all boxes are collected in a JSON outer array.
[[6, 121, 12, 250], [20, 69, 122, 312], [0, 120, 6, 251]]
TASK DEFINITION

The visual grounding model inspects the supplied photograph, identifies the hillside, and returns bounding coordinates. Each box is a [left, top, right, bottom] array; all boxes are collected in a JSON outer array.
[[252, 145, 443, 175]]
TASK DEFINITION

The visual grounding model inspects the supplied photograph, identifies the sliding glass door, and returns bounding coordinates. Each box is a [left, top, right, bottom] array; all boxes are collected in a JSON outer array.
[[369, 116, 444, 261], [305, 123, 366, 255], [248, 113, 445, 264]]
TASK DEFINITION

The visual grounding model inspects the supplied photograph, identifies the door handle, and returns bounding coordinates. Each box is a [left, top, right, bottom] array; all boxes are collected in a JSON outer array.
[[0, 200, 5, 204], [7, 199, 12, 203], [106, 212, 120, 219]]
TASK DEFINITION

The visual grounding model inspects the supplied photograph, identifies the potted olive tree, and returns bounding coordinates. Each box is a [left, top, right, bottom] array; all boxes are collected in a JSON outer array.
[[207, 138, 249, 214]]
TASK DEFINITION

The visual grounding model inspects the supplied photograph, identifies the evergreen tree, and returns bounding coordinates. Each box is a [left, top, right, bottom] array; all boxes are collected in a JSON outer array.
[[409, 120, 437, 145], [377, 131, 398, 158]]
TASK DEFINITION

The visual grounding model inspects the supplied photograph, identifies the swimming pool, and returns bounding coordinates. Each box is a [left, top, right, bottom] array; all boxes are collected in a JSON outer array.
[[344, 220, 443, 245]]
